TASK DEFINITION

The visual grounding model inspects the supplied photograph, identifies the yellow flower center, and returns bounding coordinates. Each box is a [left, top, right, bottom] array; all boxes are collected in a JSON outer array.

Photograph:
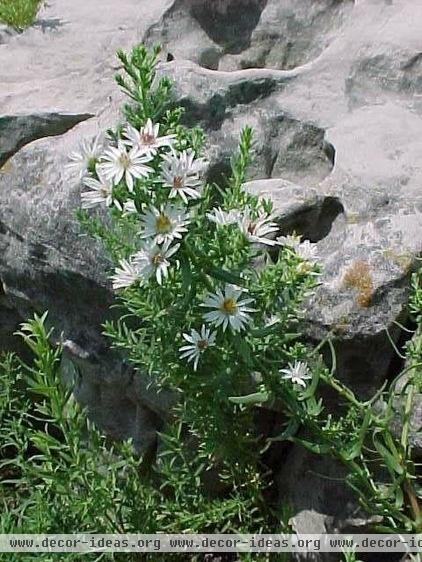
[[197, 339, 208, 351], [119, 153, 130, 169], [247, 221, 257, 235], [173, 176, 184, 189], [220, 297, 237, 315], [151, 253, 164, 267], [155, 214, 172, 234]]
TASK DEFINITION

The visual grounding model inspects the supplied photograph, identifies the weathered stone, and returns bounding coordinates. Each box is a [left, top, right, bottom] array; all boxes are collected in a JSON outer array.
[[145, 0, 355, 72], [1, 0, 422, 541], [0, 113, 93, 167], [0, 23, 16, 45], [0, 0, 171, 452]]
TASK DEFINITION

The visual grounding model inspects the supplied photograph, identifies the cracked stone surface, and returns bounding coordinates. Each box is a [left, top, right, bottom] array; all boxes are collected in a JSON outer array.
[[1, 0, 422, 541]]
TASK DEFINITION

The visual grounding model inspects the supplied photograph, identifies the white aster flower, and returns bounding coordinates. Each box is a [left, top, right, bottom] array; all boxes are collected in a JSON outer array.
[[279, 361, 312, 388], [122, 200, 138, 215], [139, 204, 189, 245], [179, 325, 216, 371], [81, 166, 122, 211], [201, 284, 255, 332], [295, 240, 319, 264], [123, 119, 175, 155], [206, 207, 240, 226], [277, 235, 319, 265], [161, 149, 207, 203], [132, 240, 180, 285], [277, 233, 302, 248], [67, 133, 102, 178], [99, 140, 153, 192], [111, 259, 143, 291], [240, 208, 279, 246]]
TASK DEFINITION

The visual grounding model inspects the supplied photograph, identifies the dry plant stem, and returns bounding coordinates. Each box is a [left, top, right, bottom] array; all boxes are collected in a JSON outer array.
[[404, 480, 422, 533]]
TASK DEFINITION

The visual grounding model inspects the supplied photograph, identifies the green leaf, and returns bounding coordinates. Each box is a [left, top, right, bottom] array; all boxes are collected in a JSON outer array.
[[233, 338, 253, 367], [342, 408, 371, 461], [228, 391, 270, 405], [181, 257, 192, 292], [271, 419, 300, 441], [292, 437, 331, 455], [208, 267, 246, 286], [373, 436, 404, 475], [299, 367, 320, 400]]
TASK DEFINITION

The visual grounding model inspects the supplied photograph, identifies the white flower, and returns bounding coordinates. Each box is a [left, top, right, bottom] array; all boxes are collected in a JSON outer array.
[[139, 204, 189, 245], [132, 240, 180, 285], [201, 284, 255, 332], [81, 167, 122, 211], [111, 259, 143, 291], [67, 134, 102, 178], [277, 234, 301, 248], [179, 325, 216, 371], [161, 149, 207, 203], [206, 207, 240, 226], [279, 361, 312, 388], [99, 140, 153, 192], [122, 200, 138, 215], [277, 235, 319, 265], [123, 119, 175, 155], [295, 240, 319, 264], [240, 208, 279, 246]]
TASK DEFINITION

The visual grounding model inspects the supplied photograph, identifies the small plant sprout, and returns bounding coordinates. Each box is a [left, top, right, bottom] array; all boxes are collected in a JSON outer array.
[[0, 0, 41, 30]]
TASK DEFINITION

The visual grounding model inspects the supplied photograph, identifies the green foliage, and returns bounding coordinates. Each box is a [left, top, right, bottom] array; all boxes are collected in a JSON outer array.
[[76, 43, 422, 539], [269, 292, 422, 533], [0, 0, 41, 29], [0, 315, 280, 561], [342, 551, 363, 562], [71, 43, 316, 543], [2, 43, 421, 561]]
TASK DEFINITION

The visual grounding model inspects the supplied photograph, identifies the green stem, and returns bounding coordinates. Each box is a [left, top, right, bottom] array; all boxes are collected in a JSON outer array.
[[183, 240, 213, 291], [400, 382, 415, 451]]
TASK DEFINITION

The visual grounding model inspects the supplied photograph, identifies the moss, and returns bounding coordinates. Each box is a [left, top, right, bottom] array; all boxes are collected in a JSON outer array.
[[345, 212, 362, 224], [343, 259, 374, 308], [383, 248, 413, 273]]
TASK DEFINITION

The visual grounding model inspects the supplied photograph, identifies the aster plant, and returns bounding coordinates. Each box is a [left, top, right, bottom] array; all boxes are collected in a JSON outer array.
[[72, 44, 422, 537], [73, 44, 318, 529]]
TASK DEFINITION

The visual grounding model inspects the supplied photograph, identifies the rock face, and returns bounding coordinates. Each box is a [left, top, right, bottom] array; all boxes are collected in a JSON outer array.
[[1, 0, 422, 546]]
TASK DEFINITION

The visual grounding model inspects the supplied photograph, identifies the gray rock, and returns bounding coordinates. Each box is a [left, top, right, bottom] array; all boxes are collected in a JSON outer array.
[[0, 23, 16, 45], [145, 0, 355, 72], [0, 113, 93, 167], [0, 0, 170, 453], [1, 0, 422, 539]]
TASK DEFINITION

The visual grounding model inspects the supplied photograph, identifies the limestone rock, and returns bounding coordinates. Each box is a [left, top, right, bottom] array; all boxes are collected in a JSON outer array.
[[1, 0, 422, 540], [0, 113, 92, 167]]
